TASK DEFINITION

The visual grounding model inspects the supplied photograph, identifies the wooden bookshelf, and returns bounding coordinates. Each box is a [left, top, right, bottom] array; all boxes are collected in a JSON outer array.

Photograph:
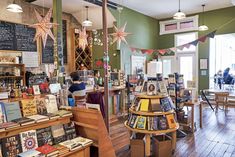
[[135, 93, 167, 99], [129, 108, 175, 116], [59, 144, 91, 157], [0, 116, 72, 139]]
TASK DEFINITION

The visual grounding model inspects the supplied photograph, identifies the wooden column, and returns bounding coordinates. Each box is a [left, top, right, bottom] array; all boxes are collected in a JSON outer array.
[[53, 0, 64, 75], [102, 0, 109, 132]]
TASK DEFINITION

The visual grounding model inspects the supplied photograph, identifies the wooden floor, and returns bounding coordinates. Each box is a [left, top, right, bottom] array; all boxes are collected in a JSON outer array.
[[118, 105, 235, 157]]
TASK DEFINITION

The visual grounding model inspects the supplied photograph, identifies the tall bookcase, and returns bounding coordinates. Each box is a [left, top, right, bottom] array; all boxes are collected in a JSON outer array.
[[125, 94, 179, 156]]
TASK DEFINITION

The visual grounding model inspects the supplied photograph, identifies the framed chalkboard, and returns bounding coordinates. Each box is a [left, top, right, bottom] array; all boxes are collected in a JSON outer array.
[[0, 21, 37, 51], [42, 20, 67, 64]]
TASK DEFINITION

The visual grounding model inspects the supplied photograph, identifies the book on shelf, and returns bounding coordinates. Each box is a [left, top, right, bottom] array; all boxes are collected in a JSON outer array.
[[21, 99, 37, 117], [17, 149, 45, 157], [157, 81, 168, 95], [36, 144, 59, 157], [135, 99, 141, 111], [51, 124, 66, 145], [71, 136, 93, 147], [152, 117, 159, 130], [150, 99, 161, 112], [53, 110, 72, 117], [45, 95, 58, 113], [36, 127, 53, 147], [136, 116, 146, 130], [140, 99, 149, 112], [0, 102, 6, 124], [166, 114, 177, 129], [35, 98, 48, 115], [45, 113, 60, 120], [1, 134, 22, 157], [20, 130, 38, 152], [147, 81, 157, 95], [167, 97, 176, 109], [63, 122, 77, 140], [33, 85, 41, 95], [59, 140, 82, 151], [0, 122, 20, 130], [27, 114, 49, 123], [53, 144, 69, 155], [11, 117, 35, 126], [4, 101, 22, 122], [160, 97, 173, 112], [158, 116, 168, 130], [129, 114, 138, 128], [168, 74, 176, 84]]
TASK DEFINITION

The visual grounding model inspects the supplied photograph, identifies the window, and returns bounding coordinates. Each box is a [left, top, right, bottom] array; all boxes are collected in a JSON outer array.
[[175, 32, 197, 52]]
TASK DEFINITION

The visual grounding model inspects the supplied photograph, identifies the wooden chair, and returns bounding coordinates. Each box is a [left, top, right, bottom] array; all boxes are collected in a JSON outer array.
[[214, 92, 229, 112], [225, 97, 235, 113]]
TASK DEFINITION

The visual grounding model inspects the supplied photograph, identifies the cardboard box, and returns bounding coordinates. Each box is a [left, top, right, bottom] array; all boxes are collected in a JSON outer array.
[[152, 135, 172, 157], [130, 133, 145, 157]]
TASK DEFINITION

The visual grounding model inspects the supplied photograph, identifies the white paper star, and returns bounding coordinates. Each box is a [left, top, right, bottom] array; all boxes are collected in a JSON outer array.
[[78, 27, 88, 51], [110, 22, 131, 46], [30, 8, 58, 47]]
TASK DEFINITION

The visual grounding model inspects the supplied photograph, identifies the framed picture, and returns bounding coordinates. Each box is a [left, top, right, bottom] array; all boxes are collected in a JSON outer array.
[[200, 58, 208, 70]]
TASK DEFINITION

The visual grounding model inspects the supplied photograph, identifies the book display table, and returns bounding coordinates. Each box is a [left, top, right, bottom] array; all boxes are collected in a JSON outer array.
[[125, 94, 179, 157]]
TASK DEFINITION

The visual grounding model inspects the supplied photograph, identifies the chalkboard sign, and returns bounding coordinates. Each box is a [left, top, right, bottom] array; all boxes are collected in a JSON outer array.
[[42, 20, 67, 64], [0, 21, 37, 51]]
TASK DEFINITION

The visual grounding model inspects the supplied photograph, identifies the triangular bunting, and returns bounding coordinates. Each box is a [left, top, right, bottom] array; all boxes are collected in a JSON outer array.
[[198, 35, 207, 42], [207, 30, 217, 38], [169, 47, 177, 52], [158, 49, 167, 55], [130, 47, 137, 52], [190, 40, 199, 46], [177, 45, 185, 50], [141, 49, 154, 54]]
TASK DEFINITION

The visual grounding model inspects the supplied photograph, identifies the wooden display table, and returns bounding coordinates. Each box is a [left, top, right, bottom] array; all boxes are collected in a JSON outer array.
[[60, 144, 91, 157], [125, 94, 179, 157]]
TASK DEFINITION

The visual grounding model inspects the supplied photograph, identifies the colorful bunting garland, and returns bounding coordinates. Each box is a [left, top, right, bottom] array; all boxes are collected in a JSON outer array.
[[130, 30, 217, 56]]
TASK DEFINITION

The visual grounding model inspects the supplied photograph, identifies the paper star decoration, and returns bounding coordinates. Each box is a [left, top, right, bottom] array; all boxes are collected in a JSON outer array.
[[110, 22, 131, 46], [78, 27, 88, 51], [30, 8, 58, 47]]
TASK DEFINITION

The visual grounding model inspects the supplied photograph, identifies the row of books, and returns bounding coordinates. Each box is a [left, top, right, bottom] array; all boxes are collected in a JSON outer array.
[[0, 95, 72, 130], [126, 114, 177, 130], [0, 122, 77, 157], [132, 97, 175, 112]]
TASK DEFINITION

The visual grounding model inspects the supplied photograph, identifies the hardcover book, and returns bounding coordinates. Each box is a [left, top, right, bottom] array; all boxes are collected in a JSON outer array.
[[4, 101, 22, 122], [63, 122, 77, 140], [0, 102, 6, 124], [0, 122, 20, 129], [53, 144, 69, 155], [17, 149, 44, 157], [20, 130, 38, 152], [150, 99, 161, 112], [136, 116, 146, 130], [11, 117, 35, 126], [158, 81, 168, 95], [71, 136, 93, 147], [54, 110, 72, 117], [45, 113, 60, 120], [152, 117, 159, 130], [160, 98, 172, 112], [21, 99, 37, 117], [51, 124, 66, 145], [35, 98, 47, 115], [33, 85, 41, 95], [36, 144, 59, 156], [36, 127, 53, 146], [59, 140, 82, 151], [166, 114, 177, 129], [147, 81, 157, 95], [140, 99, 149, 112], [1, 134, 22, 157], [168, 74, 176, 84], [45, 95, 58, 113], [158, 116, 168, 130], [129, 114, 137, 128], [27, 114, 49, 123]]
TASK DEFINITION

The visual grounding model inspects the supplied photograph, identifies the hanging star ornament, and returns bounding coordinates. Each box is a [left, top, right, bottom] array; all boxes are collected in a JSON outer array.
[[110, 22, 131, 47], [30, 8, 58, 47], [77, 27, 88, 51]]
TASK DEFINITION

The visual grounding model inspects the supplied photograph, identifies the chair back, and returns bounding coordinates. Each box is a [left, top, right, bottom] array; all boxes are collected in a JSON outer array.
[[215, 92, 229, 104]]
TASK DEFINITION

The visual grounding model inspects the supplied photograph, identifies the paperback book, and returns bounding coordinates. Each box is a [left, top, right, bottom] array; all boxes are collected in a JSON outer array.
[[11, 117, 35, 126], [21, 99, 37, 117], [35, 98, 47, 115], [4, 101, 22, 122], [27, 114, 49, 123], [136, 116, 146, 130], [1, 134, 22, 157], [20, 130, 38, 152], [63, 122, 77, 140], [36, 127, 53, 146], [0, 102, 6, 124]]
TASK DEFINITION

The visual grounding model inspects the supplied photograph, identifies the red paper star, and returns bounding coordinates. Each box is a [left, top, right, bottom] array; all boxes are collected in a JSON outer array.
[[77, 27, 88, 51], [110, 22, 131, 46], [30, 8, 58, 47]]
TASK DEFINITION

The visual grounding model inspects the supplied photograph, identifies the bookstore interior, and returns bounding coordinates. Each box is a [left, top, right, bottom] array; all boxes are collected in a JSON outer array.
[[0, 0, 235, 157]]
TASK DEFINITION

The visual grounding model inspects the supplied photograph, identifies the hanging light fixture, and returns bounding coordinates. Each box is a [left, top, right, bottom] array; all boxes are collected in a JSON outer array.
[[173, 0, 186, 20], [6, 0, 23, 13], [199, 4, 209, 31], [82, 6, 92, 27]]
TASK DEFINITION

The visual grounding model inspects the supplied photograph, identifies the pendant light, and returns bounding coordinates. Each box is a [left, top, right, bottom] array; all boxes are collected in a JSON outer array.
[[82, 6, 92, 27], [6, 0, 23, 13], [198, 4, 209, 31], [173, 0, 186, 20]]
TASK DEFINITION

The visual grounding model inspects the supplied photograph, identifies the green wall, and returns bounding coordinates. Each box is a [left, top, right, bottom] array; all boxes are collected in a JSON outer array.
[[157, 6, 235, 90]]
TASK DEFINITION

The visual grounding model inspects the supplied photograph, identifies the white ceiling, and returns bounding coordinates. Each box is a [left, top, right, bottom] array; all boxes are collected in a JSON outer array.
[[32, 0, 116, 30], [110, 0, 234, 19]]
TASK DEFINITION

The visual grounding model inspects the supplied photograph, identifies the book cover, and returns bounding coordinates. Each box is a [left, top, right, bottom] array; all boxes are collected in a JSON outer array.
[[27, 114, 49, 123], [167, 97, 176, 109], [136, 116, 146, 130], [45, 95, 58, 113], [33, 85, 41, 95], [0, 102, 6, 124], [63, 122, 77, 140], [158, 81, 168, 95], [35, 98, 47, 115], [152, 117, 159, 130], [160, 98, 172, 112], [168, 74, 176, 84], [54, 110, 72, 117], [1, 134, 22, 157], [158, 117, 168, 130], [53, 144, 69, 155], [166, 114, 177, 129], [45, 113, 60, 120], [71, 136, 93, 147], [21, 99, 37, 117], [59, 140, 82, 151], [51, 124, 66, 144], [36, 127, 53, 146], [20, 130, 38, 152], [4, 101, 22, 122], [140, 99, 149, 112], [129, 115, 137, 128], [0, 122, 19, 129], [36, 144, 58, 155], [17, 149, 44, 157], [11, 117, 35, 126], [147, 81, 157, 95], [150, 99, 161, 112]]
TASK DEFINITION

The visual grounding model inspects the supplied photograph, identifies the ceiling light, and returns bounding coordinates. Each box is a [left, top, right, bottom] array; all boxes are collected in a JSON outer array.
[[173, 0, 186, 20], [82, 6, 92, 27], [6, 0, 23, 13], [199, 4, 209, 31]]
